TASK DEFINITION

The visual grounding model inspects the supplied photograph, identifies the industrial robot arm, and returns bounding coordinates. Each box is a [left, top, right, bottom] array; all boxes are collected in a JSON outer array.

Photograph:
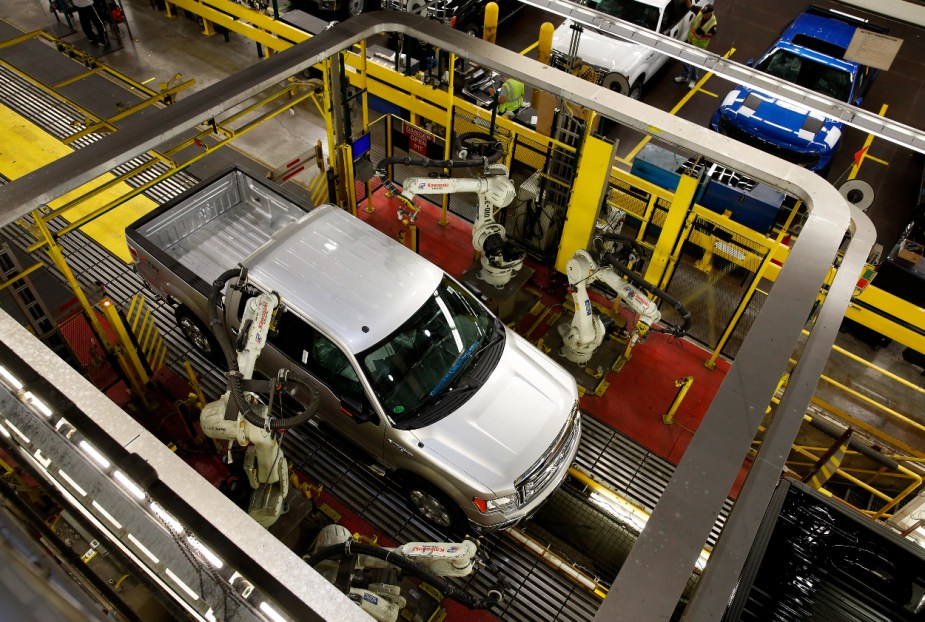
[[375, 133, 526, 286], [306, 525, 501, 622], [396, 165, 526, 286], [558, 249, 662, 366], [199, 271, 319, 527]]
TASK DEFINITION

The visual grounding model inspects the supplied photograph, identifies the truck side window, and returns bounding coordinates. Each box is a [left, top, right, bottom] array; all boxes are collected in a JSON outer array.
[[661, 2, 675, 32], [269, 309, 364, 401], [312, 334, 363, 399]]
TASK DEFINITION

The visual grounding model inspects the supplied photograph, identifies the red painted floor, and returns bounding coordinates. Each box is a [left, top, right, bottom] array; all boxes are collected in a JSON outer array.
[[358, 185, 745, 495]]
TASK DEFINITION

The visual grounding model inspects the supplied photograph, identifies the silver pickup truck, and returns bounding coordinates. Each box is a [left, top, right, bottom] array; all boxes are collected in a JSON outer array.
[[126, 167, 581, 534]]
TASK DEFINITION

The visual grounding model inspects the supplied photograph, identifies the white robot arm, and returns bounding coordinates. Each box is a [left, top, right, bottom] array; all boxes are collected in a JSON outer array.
[[308, 525, 496, 622], [200, 292, 290, 527], [558, 249, 662, 366], [396, 162, 525, 287]]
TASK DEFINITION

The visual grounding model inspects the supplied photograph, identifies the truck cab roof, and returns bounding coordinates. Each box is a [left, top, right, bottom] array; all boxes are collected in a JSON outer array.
[[245, 205, 444, 354]]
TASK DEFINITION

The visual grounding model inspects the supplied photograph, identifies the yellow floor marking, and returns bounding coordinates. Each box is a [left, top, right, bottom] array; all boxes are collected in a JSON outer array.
[[0, 104, 158, 262], [520, 41, 539, 55], [848, 103, 890, 180]]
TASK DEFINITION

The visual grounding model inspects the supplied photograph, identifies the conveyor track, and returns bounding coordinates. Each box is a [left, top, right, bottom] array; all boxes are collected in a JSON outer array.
[[0, 32, 735, 621]]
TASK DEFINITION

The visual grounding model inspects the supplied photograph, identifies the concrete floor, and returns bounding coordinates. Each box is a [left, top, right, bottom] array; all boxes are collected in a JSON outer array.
[[3, 0, 331, 185], [2, 0, 923, 508]]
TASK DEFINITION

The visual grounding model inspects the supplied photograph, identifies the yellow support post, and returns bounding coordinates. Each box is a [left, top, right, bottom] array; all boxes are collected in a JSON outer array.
[[663, 376, 694, 425], [644, 170, 697, 288], [483, 2, 498, 44], [555, 136, 618, 273], [99, 298, 151, 396], [532, 23, 554, 108], [182, 360, 207, 411], [201, 18, 216, 36], [164, 0, 176, 18], [440, 53, 457, 227]]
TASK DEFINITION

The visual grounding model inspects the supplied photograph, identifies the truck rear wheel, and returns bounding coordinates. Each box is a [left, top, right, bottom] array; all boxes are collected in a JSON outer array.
[[175, 306, 222, 363], [405, 479, 467, 535]]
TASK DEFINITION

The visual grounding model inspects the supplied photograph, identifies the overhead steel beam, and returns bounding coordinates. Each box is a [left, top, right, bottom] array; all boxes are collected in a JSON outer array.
[[679, 204, 877, 621], [518, 0, 925, 155], [0, 11, 869, 620], [838, 0, 925, 27]]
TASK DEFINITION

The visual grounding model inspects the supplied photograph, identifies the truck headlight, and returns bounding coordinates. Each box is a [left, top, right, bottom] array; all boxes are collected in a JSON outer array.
[[472, 495, 517, 514]]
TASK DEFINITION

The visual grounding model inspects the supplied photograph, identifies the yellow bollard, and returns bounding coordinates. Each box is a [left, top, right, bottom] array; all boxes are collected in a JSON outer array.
[[663, 376, 694, 425], [483, 2, 498, 44], [537, 22, 554, 64], [532, 22, 555, 107]]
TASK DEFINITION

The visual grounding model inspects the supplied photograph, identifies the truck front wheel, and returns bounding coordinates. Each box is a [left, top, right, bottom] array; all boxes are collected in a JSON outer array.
[[175, 306, 222, 364], [405, 480, 467, 535]]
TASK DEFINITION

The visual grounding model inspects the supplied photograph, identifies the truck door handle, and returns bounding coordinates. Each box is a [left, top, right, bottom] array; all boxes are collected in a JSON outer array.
[[387, 439, 413, 456]]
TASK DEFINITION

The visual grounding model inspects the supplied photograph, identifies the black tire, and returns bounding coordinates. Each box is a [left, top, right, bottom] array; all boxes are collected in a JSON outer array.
[[175, 306, 223, 363], [405, 479, 468, 535], [628, 79, 643, 101], [460, 21, 481, 38], [340, 0, 367, 19]]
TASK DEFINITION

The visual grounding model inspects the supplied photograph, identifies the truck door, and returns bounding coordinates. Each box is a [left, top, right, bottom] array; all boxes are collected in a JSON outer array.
[[271, 310, 387, 461], [229, 291, 386, 461]]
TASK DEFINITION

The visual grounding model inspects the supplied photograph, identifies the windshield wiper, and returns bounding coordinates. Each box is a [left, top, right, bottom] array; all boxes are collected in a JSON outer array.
[[428, 339, 479, 397]]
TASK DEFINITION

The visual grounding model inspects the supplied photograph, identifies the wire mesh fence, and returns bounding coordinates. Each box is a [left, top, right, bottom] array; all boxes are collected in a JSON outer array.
[[662, 218, 770, 354]]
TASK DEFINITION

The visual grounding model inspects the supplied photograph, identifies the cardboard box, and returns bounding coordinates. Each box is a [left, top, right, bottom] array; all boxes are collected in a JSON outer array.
[[897, 239, 924, 263]]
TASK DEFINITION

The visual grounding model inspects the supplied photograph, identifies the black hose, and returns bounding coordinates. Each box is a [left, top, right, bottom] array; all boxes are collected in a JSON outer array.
[[306, 541, 504, 611], [208, 268, 241, 370], [600, 251, 692, 337], [206, 269, 319, 429], [374, 131, 504, 179]]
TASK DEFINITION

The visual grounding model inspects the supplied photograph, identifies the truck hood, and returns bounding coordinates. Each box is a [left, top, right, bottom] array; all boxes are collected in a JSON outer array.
[[552, 19, 646, 77], [410, 329, 578, 494], [717, 87, 842, 155]]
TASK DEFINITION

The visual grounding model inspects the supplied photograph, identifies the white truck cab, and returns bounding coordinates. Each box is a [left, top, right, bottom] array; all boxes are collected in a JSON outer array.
[[551, 0, 700, 99], [126, 168, 581, 535]]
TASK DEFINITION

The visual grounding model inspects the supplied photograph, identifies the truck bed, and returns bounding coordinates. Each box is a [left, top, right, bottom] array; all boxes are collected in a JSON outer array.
[[128, 168, 311, 289]]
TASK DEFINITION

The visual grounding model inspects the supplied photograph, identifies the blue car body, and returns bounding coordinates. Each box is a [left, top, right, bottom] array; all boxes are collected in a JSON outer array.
[[710, 7, 882, 174]]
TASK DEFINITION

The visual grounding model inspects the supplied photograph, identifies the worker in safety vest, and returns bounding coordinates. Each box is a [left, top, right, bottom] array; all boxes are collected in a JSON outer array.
[[487, 77, 525, 116], [674, 1, 716, 90]]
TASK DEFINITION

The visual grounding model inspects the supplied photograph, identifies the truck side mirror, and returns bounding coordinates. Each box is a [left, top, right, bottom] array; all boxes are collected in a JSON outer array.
[[341, 395, 379, 425]]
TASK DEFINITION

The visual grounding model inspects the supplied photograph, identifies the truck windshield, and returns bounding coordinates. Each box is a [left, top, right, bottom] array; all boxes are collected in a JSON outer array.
[[358, 277, 493, 422], [758, 49, 853, 101], [593, 0, 660, 30]]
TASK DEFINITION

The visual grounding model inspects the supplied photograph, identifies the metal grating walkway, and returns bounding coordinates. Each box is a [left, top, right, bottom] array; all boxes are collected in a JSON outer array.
[[0, 26, 735, 621]]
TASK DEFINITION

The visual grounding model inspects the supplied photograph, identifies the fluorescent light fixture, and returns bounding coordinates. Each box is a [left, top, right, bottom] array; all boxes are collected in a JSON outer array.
[[0, 421, 9, 438], [6, 421, 30, 444], [79, 441, 111, 469], [166, 568, 199, 600], [830, 8, 866, 22], [128, 533, 160, 563], [188, 536, 224, 569], [33, 449, 51, 468], [166, 568, 199, 601], [259, 602, 287, 622], [205, 608, 218, 622], [92, 500, 123, 530], [22, 392, 52, 417], [58, 469, 87, 496], [113, 470, 145, 500], [0, 366, 23, 390], [150, 502, 182, 533]]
